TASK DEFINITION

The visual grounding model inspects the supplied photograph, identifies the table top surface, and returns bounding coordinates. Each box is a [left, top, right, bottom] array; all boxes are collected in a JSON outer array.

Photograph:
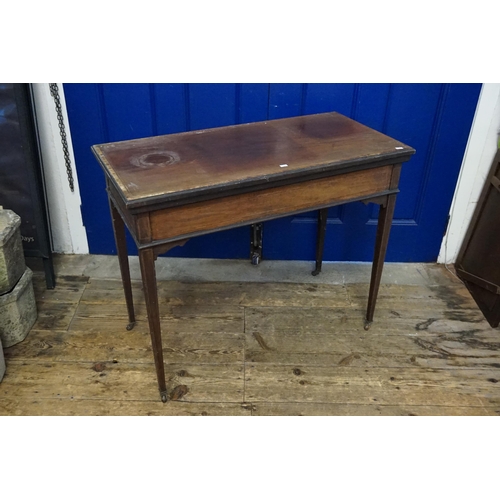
[[93, 112, 415, 209]]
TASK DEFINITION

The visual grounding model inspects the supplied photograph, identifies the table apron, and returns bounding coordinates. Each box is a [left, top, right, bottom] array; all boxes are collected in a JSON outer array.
[[145, 164, 393, 244]]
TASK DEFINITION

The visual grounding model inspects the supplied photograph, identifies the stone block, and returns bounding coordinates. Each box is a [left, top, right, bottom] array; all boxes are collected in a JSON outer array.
[[0, 267, 37, 348], [0, 209, 25, 295], [0, 336, 5, 382]]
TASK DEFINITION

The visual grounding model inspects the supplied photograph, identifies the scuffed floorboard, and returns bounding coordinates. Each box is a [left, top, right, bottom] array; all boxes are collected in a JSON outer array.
[[1, 265, 499, 416]]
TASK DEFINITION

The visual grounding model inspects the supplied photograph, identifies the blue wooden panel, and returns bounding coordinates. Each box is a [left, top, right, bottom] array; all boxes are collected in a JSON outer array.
[[64, 83, 482, 262], [153, 84, 188, 135], [303, 83, 356, 117], [355, 83, 391, 131], [366, 83, 443, 224], [188, 84, 237, 130], [63, 84, 114, 254], [384, 84, 443, 221], [239, 84, 269, 123], [268, 84, 303, 119], [100, 84, 154, 142], [409, 83, 482, 261]]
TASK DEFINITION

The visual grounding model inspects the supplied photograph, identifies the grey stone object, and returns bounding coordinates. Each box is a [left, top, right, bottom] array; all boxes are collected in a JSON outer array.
[[0, 267, 37, 348], [0, 210, 25, 295], [0, 336, 5, 382]]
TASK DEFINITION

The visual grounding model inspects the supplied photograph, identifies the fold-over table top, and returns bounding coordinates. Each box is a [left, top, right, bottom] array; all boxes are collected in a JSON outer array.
[[92, 112, 415, 210]]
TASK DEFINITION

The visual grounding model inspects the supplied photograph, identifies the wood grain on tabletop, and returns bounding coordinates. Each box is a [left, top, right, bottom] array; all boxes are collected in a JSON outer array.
[[93, 112, 414, 205]]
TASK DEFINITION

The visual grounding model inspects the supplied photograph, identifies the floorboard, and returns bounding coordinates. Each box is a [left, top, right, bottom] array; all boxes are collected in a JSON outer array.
[[1, 262, 499, 416]]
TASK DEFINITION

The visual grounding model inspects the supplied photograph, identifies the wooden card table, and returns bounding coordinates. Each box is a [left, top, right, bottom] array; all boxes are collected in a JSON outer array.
[[92, 112, 415, 402]]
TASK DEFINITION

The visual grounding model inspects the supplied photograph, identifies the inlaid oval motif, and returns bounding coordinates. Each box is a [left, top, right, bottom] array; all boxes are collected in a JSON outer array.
[[130, 150, 180, 168]]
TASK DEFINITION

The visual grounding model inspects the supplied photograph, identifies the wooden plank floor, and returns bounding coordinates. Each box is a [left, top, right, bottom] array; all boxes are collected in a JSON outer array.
[[1, 265, 499, 416]]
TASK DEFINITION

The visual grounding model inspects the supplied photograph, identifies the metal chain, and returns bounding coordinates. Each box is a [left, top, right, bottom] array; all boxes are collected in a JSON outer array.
[[49, 83, 74, 192]]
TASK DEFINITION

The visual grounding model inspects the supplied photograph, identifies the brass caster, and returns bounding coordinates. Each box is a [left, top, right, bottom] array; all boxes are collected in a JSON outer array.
[[126, 321, 136, 331], [364, 320, 372, 331], [160, 391, 168, 403]]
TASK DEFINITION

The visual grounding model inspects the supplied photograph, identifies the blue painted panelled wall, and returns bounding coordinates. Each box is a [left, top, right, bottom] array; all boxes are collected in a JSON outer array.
[[64, 84, 481, 262]]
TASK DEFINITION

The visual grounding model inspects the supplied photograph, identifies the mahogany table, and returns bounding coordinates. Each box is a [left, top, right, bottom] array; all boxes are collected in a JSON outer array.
[[92, 112, 415, 402]]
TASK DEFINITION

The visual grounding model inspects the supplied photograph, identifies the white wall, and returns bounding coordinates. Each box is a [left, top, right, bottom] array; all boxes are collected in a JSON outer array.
[[438, 83, 500, 264], [31, 83, 88, 254]]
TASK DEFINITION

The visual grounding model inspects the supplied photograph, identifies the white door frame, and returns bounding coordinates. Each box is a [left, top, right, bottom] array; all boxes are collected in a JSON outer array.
[[437, 83, 500, 264], [31, 83, 88, 254]]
